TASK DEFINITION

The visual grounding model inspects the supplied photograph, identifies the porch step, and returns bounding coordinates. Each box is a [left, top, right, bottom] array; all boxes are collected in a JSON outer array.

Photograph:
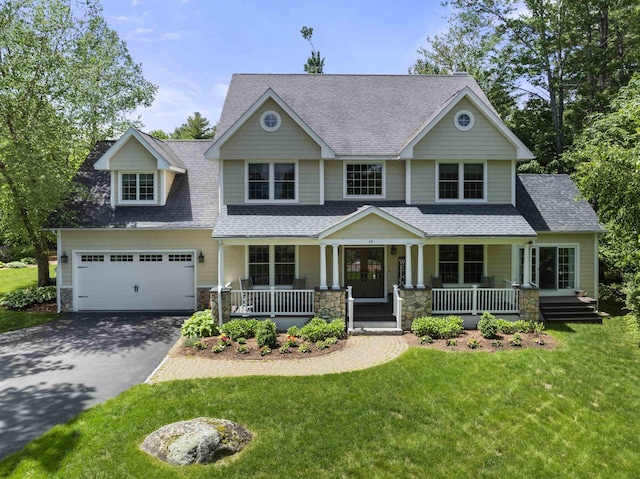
[[349, 328, 403, 336], [540, 298, 601, 323]]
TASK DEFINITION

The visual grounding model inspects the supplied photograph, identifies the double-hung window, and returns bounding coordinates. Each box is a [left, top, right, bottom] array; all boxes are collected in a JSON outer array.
[[248, 245, 296, 286], [438, 245, 485, 284], [437, 162, 485, 201], [247, 162, 296, 201], [345, 163, 384, 197], [120, 172, 155, 203]]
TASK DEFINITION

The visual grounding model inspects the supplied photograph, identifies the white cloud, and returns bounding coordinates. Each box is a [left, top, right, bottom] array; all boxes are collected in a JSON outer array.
[[131, 0, 141, 6], [112, 16, 132, 22], [163, 32, 181, 40], [132, 28, 153, 34]]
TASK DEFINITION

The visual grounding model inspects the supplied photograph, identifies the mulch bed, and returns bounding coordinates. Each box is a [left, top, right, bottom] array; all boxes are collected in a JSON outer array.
[[403, 329, 557, 352], [23, 301, 57, 314], [170, 333, 347, 361]]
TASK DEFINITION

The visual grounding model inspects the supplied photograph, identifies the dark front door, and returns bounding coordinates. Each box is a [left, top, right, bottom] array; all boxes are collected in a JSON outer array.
[[345, 247, 385, 299]]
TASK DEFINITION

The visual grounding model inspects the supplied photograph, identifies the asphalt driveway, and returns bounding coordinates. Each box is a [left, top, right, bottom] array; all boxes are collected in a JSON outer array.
[[0, 312, 185, 460]]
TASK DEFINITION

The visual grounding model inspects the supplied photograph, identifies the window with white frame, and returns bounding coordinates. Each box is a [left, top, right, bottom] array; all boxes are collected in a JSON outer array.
[[345, 163, 384, 197], [437, 163, 485, 201], [120, 172, 155, 202], [439, 245, 485, 284], [248, 245, 296, 286], [247, 162, 296, 201]]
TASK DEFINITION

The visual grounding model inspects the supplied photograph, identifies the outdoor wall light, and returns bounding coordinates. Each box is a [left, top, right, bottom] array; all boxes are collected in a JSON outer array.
[[198, 251, 205, 263], [61, 251, 68, 263], [390, 245, 397, 255]]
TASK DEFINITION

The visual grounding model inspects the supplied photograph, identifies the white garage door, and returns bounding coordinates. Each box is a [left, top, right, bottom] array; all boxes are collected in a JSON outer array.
[[76, 252, 195, 311]]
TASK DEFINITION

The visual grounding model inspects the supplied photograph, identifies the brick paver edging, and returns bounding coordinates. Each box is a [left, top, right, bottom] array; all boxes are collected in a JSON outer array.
[[147, 336, 408, 383]]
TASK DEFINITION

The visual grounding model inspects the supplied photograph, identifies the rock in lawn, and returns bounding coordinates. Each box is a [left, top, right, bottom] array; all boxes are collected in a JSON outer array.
[[140, 417, 252, 466]]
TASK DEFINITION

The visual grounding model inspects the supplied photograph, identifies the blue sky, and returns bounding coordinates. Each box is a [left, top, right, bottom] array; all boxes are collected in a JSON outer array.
[[101, 0, 450, 133]]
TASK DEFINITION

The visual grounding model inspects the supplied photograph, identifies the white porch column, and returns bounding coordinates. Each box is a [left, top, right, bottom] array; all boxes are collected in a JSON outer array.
[[217, 241, 225, 286], [405, 243, 413, 289], [332, 244, 340, 289], [416, 243, 425, 288], [523, 243, 531, 288], [319, 244, 328, 290]]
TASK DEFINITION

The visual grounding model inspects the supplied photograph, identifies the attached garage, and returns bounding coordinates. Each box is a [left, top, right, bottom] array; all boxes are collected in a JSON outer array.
[[74, 251, 196, 311]]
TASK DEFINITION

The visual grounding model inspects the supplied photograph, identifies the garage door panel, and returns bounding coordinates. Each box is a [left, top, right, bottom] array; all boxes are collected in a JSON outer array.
[[77, 252, 195, 311]]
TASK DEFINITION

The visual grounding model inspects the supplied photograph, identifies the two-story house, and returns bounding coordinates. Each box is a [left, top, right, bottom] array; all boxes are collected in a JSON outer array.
[[54, 74, 604, 331]]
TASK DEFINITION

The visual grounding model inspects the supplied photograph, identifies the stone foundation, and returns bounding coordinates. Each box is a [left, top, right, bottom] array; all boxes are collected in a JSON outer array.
[[197, 288, 212, 310], [60, 288, 73, 312], [399, 288, 432, 330], [314, 289, 346, 320], [519, 287, 540, 321], [210, 289, 231, 324]]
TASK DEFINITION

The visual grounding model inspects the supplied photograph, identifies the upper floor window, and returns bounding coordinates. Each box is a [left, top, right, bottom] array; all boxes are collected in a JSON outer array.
[[454, 110, 475, 131], [120, 172, 155, 203], [260, 110, 281, 132], [247, 162, 296, 201], [345, 163, 384, 197], [437, 162, 485, 201]]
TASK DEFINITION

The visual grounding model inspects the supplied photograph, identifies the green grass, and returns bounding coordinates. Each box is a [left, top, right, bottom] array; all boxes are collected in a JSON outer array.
[[1, 317, 639, 478], [0, 265, 58, 333]]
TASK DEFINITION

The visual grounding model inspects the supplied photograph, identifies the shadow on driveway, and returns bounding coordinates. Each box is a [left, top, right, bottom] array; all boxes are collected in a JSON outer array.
[[0, 312, 185, 459]]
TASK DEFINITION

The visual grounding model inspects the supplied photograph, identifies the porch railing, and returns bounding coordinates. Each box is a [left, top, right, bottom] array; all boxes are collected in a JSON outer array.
[[347, 286, 354, 331], [393, 284, 403, 329], [230, 288, 315, 317], [432, 286, 519, 315]]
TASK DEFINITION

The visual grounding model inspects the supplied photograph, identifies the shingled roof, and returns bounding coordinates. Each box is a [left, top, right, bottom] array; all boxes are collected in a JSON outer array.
[[214, 74, 496, 157], [212, 202, 537, 238], [63, 139, 218, 229], [516, 174, 604, 233]]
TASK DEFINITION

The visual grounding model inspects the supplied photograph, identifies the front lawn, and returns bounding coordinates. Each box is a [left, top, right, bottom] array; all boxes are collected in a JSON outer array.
[[0, 266, 58, 333], [1, 317, 639, 478]]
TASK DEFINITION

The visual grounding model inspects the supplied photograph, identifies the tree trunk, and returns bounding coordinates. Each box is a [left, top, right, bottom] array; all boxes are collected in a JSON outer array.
[[34, 235, 51, 287]]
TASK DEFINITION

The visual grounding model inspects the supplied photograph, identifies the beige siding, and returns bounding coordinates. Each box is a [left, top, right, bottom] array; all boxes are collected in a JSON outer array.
[[164, 171, 176, 205], [223, 160, 244, 204], [413, 98, 516, 160], [411, 160, 436, 204], [537, 233, 598, 296], [110, 138, 157, 170], [326, 215, 420, 240], [385, 160, 405, 201], [299, 245, 321, 288], [220, 99, 321, 160], [299, 160, 320, 204], [222, 245, 246, 289], [59, 229, 217, 287], [487, 244, 513, 285], [487, 161, 512, 203], [324, 161, 343, 201]]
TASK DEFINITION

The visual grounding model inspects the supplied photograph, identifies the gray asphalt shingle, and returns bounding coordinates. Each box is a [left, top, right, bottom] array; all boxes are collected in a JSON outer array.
[[516, 175, 604, 232], [215, 74, 494, 157]]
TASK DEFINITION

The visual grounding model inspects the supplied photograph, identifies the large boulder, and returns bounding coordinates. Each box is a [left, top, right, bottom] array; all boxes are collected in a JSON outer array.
[[140, 417, 252, 466]]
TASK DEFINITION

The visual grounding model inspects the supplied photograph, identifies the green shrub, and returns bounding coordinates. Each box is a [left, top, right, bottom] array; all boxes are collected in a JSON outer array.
[[491, 339, 503, 347], [497, 319, 536, 334], [286, 326, 300, 337], [300, 343, 311, 353], [194, 340, 207, 350], [509, 334, 523, 347], [237, 345, 249, 354], [0, 261, 4, 268], [279, 346, 291, 354], [477, 312, 499, 338], [237, 337, 247, 345], [212, 345, 225, 354], [299, 317, 346, 342], [1, 286, 56, 310], [533, 337, 546, 345], [316, 340, 328, 350], [180, 310, 218, 338], [220, 318, 258, 339], [284, 336, 298, 348], [419, 335, 433, 344], [255, 320, 277, 348], [446, 338, 457, 346], [325, 336, 338, 346], [182, 337, 197, 348], [20, 257, 37, 265], [5, 261, 27, 269], [411, 315, 463, 339], [625, 314, 640, 347], [260, 346, 272, 356]]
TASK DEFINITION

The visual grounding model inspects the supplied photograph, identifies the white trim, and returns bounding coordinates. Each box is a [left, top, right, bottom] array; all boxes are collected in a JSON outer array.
[[93, 127, 186, 173], [117, 171, 158, 205], [159, 170, 166, 206], [343, 161, 386, 199], [435, 161, 487, 203], [244, 160, 299, 203], [454, 109, 474, 131], [511, 160, 516, 206], [398, 86, 535, 160], [71, 249, 197, 312], [405, 159, 412, 205], [110, 171, 116, 206], [219, 159, 224, 215], [594, 233, 599, 309], [259, 110, 281, 132], [206, 88, 335, 159], [515, 243, 581, 294], [319, 205, 425, 239], [55, 229, 61, 313]]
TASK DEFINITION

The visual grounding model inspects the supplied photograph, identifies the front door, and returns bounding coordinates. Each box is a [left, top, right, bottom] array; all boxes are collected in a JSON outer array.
[[345, 247, 385, 299]]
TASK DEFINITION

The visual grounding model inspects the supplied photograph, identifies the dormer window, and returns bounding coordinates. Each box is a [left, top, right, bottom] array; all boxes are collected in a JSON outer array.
[[119, 172, 156, 203]]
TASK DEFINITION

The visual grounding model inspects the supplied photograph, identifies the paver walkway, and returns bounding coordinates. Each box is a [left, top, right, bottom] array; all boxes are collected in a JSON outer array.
[[148, 335, 408, 383]]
